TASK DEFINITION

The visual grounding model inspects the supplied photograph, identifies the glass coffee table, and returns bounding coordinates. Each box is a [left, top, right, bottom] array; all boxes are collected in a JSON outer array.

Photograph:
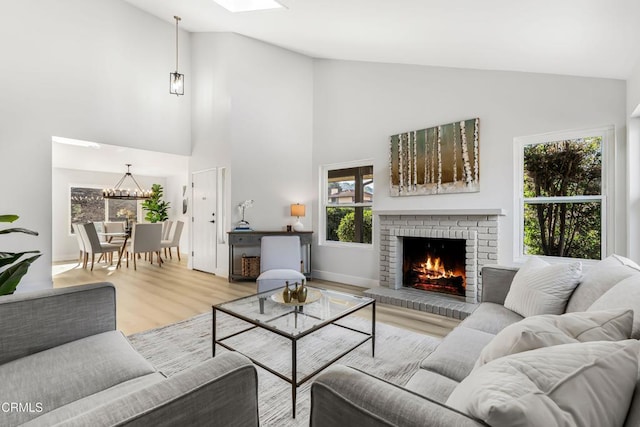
[[212, 286, 375, 418]]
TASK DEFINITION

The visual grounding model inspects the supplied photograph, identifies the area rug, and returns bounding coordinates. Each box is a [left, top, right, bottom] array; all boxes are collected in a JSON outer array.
[[128, 311, 441, 426]]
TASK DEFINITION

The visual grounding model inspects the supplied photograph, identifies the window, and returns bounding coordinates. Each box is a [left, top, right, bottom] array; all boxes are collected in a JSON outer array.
[[322, 162, 374, 245], [70, 187, 105, 233], [70, 187, 139, 233], [515, 127, 613, 261]]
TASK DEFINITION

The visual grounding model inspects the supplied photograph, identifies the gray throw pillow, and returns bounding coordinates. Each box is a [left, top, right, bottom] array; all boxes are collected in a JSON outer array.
[[447, 340, 640, 427], [504, 257, 582, 317], [589, 274, 640, 338], [474, 309, 633, 368], [566, 255, 640, 313]]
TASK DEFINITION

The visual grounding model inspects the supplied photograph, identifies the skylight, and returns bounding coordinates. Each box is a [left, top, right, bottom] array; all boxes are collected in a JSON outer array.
[[213, 0, 284, 13]]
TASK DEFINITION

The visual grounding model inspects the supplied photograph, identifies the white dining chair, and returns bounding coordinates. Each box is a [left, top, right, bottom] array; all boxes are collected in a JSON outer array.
[[126, 223, 163, 270], [161, 220, 184, 261], [72, 223, 86, 266], [103, 221, 127, 244], [256, 236, 306, 313], [162, 220, 173, 241], [78, 223, 122, 271]]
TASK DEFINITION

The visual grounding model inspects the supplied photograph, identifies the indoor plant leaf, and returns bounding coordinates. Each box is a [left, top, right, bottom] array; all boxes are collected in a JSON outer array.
[[0, 215, 19, 223], [0, 227, 39, 236], [0, 254, 42, 295], [0, 251, 40, 268]]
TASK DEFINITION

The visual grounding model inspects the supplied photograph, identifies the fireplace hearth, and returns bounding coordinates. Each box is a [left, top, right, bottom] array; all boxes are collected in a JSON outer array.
[[368, 209, 504, 318], [403, 237, 466, 297]]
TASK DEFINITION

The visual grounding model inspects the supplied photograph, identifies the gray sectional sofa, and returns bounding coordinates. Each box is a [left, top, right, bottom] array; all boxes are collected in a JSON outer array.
[[0, 282, 259, 427], [310, 264, 640, 426]]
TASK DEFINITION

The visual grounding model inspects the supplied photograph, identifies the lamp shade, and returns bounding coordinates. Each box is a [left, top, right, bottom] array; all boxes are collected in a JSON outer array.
[[291, 204, 305, 217]]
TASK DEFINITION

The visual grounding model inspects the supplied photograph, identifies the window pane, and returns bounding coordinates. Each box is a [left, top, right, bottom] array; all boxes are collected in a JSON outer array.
[[70, 187, 105, 233], [523, 137, 601, 198], [524, 202, 601, 260], [327, 166, 374, 204], [107, 199, 138, 223], [326, 206, 372, 243]]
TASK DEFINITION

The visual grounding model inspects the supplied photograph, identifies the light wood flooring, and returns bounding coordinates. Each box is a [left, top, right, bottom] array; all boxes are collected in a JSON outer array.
[[53, 256, 459, 338]]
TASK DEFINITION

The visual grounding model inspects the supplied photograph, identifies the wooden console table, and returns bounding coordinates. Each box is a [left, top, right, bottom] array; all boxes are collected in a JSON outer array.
[[227, 231, 313, 282]]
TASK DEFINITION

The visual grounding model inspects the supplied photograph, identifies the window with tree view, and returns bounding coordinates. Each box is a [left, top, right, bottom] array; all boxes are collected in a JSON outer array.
[[521, 135, 603, 260], [325, 165, 374, 244]]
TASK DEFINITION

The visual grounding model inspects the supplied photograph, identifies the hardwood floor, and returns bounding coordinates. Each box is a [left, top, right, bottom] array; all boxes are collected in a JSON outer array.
[[53, 256, 459, 338]]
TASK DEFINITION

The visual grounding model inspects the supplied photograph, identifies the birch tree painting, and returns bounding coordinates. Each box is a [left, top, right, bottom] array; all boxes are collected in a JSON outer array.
[[390, 118, 480, 196]]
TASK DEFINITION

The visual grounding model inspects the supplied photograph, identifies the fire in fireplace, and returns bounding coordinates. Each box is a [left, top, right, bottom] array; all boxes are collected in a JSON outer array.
[[402, 237, 466, 297]]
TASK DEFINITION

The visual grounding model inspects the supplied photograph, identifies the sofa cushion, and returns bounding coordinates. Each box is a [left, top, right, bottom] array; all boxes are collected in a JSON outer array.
[[446, 340, 640, 427], [504, 257, 582, 317], [589, 274, 640, 338], [475, 309, 633, 368], [566, 255, 640, 313], [626, 377, 640, 427], [0, 331, 156, 425], [460, 302, 524, 335], [420, 327, 494, 382], [403, 368, 459, 403], [22, 373, 166, 426]]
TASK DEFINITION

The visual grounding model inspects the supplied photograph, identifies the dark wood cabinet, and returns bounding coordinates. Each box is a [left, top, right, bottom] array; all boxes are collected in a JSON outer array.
[[227, 231, 313, 282]]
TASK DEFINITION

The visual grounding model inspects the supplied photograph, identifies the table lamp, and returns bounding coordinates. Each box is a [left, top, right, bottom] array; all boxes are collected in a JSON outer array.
[[291, 203, 306, 232]]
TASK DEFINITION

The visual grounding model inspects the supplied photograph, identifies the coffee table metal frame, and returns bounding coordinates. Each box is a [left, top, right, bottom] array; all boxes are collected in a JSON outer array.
[[212, 287, 375, 418]]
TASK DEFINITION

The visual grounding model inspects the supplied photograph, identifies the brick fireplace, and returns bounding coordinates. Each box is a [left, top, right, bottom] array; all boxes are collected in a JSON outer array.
[[365, 209, 504, 319]]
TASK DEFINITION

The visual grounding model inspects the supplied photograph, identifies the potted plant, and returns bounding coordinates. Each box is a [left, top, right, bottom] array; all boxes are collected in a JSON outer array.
[[141, 184, 171, 223], [1, 214, 41, 295]]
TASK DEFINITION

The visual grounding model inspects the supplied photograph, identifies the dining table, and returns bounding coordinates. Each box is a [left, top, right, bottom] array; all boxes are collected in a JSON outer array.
[[98, 232, 129, 268]]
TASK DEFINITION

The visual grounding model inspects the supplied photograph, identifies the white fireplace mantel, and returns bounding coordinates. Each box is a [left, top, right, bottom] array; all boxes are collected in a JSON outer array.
[[374, 208, 506, 216]]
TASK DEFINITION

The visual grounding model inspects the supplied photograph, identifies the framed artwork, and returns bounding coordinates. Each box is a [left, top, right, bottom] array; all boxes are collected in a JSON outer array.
[[390, 118, 479, 196]]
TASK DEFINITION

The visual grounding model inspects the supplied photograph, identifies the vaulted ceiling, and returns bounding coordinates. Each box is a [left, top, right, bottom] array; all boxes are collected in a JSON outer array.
[[123, 0, 640, 80]]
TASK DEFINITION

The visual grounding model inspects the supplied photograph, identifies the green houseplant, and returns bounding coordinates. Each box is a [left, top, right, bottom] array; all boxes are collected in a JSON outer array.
[[0, 215, 41, 295], [141, 184, 171, 223]]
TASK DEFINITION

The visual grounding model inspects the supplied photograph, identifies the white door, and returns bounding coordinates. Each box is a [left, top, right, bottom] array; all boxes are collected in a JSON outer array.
[[192, 169, 217, 273]]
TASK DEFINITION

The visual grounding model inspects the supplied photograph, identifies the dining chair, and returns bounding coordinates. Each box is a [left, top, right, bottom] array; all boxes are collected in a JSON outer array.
[[72, 223, 86, 266], [126, 223, 163, 270], [162, 220, 174, 241], [78, 223, 122, 271], [161, 220, 184, 261], [103, 221, 127, 244], [256, 236, 306, 313]]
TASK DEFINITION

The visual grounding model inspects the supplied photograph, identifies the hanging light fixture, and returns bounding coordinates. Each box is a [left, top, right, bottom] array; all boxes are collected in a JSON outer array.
[[103, 164, 151, 200], [170, 15, 184, 96]]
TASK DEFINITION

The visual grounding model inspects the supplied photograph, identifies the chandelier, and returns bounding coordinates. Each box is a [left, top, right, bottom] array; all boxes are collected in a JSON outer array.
[[103, 164, 151, 200]]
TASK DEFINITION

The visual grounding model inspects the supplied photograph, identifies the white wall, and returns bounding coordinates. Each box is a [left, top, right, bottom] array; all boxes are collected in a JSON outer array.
[[52, 168, 166, 261], [626, 59, 640, 259], [190, 33, 313, 276], [0, 0, 191, 290], [312, 60, 627, 285]]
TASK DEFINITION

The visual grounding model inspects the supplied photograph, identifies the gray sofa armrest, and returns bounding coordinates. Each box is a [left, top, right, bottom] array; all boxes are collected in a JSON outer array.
[[480, 265, 519, 305], [54, 352, 259, 427], [0, 282, 116, 364], [310, 365, 485, 427]]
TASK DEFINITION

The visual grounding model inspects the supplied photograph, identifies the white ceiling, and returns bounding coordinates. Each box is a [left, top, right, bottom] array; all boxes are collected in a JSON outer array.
[[123, 0, 640, 80], [52, 139, 189, 178]]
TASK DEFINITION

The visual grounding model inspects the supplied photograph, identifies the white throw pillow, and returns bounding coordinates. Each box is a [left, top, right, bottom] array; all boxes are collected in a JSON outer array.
[[504, 257, 582, 317], [565, 255, 640, 313], [447, 340, 640, 427], [589, 274, 640, 338], [475, 309, 633, 368]]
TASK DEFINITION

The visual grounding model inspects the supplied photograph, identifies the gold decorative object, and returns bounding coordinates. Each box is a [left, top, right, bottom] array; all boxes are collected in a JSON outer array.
[[297, 280, 308, 302], [282, 281, 292, 303]]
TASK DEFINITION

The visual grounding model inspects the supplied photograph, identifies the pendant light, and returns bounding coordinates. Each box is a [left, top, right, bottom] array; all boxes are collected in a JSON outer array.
[[170, 16, 184, 96], [103, 164, 151, 200]]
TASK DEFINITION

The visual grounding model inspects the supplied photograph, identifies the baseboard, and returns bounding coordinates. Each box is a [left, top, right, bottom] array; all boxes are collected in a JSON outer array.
[[312, 270, 379, 288], [53, 254, 80, 263]]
